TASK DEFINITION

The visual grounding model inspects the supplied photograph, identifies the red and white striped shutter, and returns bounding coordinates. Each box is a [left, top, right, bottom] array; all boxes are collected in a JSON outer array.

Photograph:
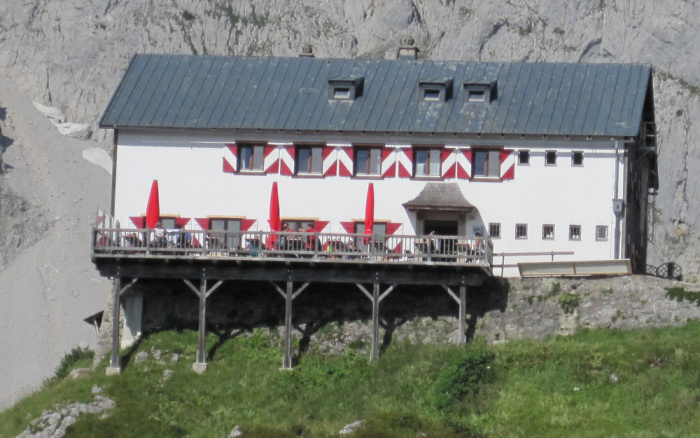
[[279, 145, 295, 176], [323, 146, 337, 177], [338, 146, 353, 177], [396, 147, 412, 178], [263, 145, 279, 173], [381, 148, 396, 178], [441, 148, 457, 179], [456, 148, 471, 179], [223, 143, 237, 173], [500, 149, 515, 180]]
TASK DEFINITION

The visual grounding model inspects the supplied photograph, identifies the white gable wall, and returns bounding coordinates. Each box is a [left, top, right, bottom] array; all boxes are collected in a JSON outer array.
[[113, 130, 626, 276]]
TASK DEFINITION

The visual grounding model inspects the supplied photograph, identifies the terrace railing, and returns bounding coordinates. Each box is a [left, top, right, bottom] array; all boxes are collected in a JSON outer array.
[[92, 225, 493, 268]]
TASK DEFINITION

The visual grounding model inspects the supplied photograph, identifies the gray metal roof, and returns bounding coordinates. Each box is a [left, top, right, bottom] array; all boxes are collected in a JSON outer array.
[[100, 54, 653, 137], [403, 183, 474, 211]]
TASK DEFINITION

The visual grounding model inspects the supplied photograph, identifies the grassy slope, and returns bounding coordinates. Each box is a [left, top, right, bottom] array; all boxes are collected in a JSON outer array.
[[2, 321, 700, 437]]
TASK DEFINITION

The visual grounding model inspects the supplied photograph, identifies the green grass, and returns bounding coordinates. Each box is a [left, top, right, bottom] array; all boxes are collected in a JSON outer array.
[[3, 321, 700, 437]]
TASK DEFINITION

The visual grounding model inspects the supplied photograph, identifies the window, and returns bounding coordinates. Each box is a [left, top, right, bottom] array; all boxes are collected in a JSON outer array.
[[596, 225, 608, 241], [209, 218, 242, 249], [515, 223, 528, 239], [545, 150, 557, 165], [282, 219, 316, 232], [569, 225, 581, 240], [238, 144, 265, 172], [489, 223, 501, 239], [542, 224, 555, 240], [424, 89, 441, 101], [468, 90, 486, 102], [333, 88, 350, 99], [414, 148, 441, 177], [355, 222, 387, 235], [354, 146, 382, 176], [518, 150, 530, 165], [572, 151, 584, 166], [472, 148, 501, 178], [295, 145, 323, 175]]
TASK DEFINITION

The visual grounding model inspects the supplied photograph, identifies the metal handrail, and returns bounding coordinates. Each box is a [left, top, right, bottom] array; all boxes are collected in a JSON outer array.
[[91, 226, 493, 267]]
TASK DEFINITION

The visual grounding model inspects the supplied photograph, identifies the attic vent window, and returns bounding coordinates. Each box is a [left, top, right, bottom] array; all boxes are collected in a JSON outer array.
[[468, 90, 486, 102], [424, 89, 441, 101], [419, 79, 453, 102], [463, 81, 497, 103], [328, 77, 364, 101], [334, 88, 351, 99]]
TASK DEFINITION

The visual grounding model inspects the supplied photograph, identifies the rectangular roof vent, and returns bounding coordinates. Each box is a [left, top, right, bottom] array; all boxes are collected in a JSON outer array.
[[419, 79, 453, 102], [464, 81, 497, 103], [328, 77, 364, 100]]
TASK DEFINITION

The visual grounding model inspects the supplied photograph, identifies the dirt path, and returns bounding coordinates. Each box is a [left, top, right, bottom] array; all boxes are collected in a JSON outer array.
[[0, 76, 112, 409]]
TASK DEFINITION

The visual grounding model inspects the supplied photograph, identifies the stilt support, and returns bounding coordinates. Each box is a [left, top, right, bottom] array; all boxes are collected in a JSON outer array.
[[270, 276, 309, 369], [184, 273, 224, 373], [107, 276, 139, 375], [356, 275, 396, 362], [442, 283, 468, 344]]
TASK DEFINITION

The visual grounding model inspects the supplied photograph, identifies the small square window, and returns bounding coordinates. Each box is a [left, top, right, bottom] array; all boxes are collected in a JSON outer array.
[[354, 146, 383, 176], [542, 224, 555, 240], [518, 150, 530, 165], [515, 223, 528, 239], [489, 223, 501, 239], [569, 225, 581, 241], [295, 145, 323, 175], [239, 144, 265, 171], [572, 151, 584, 166], [414, 148, 442, 177], [545, 150, 557, 165], [596, 225, 608, 241], [472, 148, 501, 178]]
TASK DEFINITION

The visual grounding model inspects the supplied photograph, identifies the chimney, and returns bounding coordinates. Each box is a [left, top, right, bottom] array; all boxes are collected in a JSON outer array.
[[397, 36, 419, 60], [299, 44, 315, 58]]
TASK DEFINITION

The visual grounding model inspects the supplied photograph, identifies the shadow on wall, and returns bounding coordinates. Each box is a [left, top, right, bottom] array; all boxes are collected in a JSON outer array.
[[0, 106, 15, 173], [123, 278, 510, 367]]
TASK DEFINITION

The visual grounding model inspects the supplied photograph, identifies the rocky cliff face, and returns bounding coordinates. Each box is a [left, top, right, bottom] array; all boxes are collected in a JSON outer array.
[[1, 0, 698, 271], [0, 0, 698, 407]]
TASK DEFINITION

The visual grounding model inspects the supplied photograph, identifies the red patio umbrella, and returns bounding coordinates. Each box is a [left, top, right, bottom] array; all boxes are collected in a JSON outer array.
[[363, 183, 374, 239], [145, 180, 160, 229], [266, 182, 281, 249]]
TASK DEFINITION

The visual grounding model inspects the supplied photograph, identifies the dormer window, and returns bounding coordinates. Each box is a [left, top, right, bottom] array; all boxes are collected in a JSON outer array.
[[328, 77, 363, 100], [463, 81, 497, 103], [419, 79, 453, 102]]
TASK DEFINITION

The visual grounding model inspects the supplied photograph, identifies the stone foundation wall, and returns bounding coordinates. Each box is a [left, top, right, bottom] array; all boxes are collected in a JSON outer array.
[[100, 275, 700, 358]]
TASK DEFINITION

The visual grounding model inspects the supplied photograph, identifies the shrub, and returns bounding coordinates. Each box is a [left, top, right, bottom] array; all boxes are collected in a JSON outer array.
[[558, 293, 580, 314], [44, 347, 94, 387], [432, 345, 495, 410]]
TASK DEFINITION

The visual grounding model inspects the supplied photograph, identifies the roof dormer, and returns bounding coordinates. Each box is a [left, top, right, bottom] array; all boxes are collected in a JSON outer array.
[[419, 79, 453, 102], [328, 77, 364, 101], [463, 81, 497, 103]]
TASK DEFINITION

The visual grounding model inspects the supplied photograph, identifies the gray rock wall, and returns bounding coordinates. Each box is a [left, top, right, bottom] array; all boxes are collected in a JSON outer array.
[[103, 275, 700, 358]]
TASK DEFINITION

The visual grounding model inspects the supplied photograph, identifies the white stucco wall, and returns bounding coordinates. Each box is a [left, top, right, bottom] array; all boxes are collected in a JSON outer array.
[[113, 130, 626, 276]]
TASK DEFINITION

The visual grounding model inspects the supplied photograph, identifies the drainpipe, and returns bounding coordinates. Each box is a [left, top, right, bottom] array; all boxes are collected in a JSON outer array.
[[612, 140, 626, 260]]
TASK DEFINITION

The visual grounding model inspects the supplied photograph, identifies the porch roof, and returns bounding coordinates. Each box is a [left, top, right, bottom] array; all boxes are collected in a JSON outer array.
[[402, 183, 474, 212]]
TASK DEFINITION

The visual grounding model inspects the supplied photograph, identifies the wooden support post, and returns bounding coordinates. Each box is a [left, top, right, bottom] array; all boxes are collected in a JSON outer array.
[[283, 278, 293, 369], [370, 278, 380, 362], [106, 277, 122, 375], [183, 276, 223, 374], [193, 277, 208, 373], [459, 284, 467, 345]]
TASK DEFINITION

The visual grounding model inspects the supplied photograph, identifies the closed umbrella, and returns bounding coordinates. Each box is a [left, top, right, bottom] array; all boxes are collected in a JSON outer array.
[[266, 182, 281, 249], [364, 183, 374, 235], [146, 180, 160, 229]]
